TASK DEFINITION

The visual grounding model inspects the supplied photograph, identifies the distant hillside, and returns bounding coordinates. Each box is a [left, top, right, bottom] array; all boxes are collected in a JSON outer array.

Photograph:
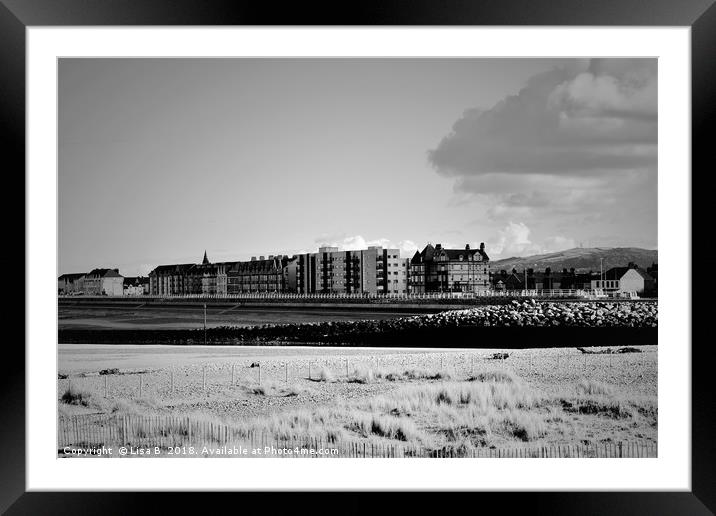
[[490, 247, 658, 273]]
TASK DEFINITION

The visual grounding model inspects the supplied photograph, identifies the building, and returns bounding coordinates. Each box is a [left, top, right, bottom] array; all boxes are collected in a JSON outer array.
[[149, 251, 292, 296], [81, 268, 124, 296], [58, 273, 85, 295], [556, 268, 597, 290], [646, 263, 658, 296], [288, 246, 407, 295], [409, 243, 490, 293], [492, 267, 606, 291], [591, 262, 656, 296], [491, 269, 524, 290], [384, 252, 410, 294], [149, 263, 195, 295], [123, 276, 150, 296], [226, 255, 289, 294], [184, 252, 231, 295]]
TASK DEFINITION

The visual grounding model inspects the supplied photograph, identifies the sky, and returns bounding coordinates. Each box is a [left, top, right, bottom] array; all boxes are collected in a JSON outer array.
[[58, 58, 657, 276]]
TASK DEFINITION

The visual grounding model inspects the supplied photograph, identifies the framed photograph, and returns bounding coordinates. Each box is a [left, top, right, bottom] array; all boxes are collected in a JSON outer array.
[[5, 0, 713, 512]]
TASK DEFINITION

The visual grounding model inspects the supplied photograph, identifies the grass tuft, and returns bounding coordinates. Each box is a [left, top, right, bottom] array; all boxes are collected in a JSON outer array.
[[249, 381, 307, 397], [468, 370, 517, 384], [60, 386, 93, 407], [317, 367, 335, 383], [575, 378, 614, 396]]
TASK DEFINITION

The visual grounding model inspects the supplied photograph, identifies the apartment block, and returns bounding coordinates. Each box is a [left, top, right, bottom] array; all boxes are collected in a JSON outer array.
[[286, 246, 407, 295]]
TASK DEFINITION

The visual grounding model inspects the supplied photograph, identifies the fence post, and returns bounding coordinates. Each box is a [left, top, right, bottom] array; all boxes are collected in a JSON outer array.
[[308, 361, 311, 380], [104, 375, 108, 397], [285, 362, 288, 383], [231, 364, 235, 386], [139, 374, 142, 398], [258, 363, 261, 385], [203, 366, 206, 391]]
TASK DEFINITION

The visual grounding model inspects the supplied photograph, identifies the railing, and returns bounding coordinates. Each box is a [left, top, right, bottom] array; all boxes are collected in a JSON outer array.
[[59, 289, 634, 302]]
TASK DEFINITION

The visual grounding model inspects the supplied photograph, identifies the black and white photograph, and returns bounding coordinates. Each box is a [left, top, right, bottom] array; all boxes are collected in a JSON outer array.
[[55, 56, 660, 460]]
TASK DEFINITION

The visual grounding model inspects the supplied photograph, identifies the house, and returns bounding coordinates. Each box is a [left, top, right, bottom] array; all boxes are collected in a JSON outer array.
[[58, 273, 85, 295], [558, 268, 597, 290], [81, 268, 124, 296], [491, 269, 524, 290], [123, 276, 150, 296], [591, 262, 656, 296], [409, 243, 490, 293], [492, 267, 598, 291]]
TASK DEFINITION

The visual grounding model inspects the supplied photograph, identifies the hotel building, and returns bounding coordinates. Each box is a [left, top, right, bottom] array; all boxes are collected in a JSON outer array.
[[409, 243, 490, 293]]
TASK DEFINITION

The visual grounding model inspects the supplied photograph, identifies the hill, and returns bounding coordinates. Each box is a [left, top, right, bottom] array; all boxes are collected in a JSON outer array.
[[490, 247, 657, 273]]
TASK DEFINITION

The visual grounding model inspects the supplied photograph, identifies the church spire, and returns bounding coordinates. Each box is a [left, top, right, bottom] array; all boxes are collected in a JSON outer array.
[[202, 250, 210, 264]]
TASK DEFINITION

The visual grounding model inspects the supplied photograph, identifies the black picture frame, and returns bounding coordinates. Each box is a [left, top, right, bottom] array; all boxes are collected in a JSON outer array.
[[3, 0, 713, 513]]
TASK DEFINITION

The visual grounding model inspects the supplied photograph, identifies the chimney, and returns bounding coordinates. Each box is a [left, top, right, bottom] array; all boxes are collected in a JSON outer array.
[[269, 255, 274, 260], [465, 244, 470, 250], [251, 256, 257, 261], [259, 255, 265, 260], [479, 242, 485, 252], [435, 244, 442, 250]]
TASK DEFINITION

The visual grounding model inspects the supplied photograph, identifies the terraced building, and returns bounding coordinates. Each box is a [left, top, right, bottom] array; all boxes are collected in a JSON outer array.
[[226, 255, 290, 294]]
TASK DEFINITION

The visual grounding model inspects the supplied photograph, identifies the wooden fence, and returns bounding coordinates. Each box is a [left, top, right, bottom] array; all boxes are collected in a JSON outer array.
[[58, 414, 657, 458]]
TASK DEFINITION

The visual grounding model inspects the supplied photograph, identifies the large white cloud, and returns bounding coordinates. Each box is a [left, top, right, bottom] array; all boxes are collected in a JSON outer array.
[[487, 222, 577, 259], [315, 234, 418, 257]]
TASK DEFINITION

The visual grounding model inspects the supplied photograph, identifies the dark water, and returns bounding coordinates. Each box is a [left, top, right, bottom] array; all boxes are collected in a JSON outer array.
[[58, 305, 414, 330]]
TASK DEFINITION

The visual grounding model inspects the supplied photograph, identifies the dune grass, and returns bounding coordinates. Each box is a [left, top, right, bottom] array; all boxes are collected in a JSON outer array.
[[60, 363, 657, 453], [346, 365, 452, 384]]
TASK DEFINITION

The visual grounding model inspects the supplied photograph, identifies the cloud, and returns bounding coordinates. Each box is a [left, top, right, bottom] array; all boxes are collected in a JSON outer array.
[[487, 222, 577, 259], [315, 234, 418, 257], [429, 59, 656, 178], [428, 59, 657, 249]]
